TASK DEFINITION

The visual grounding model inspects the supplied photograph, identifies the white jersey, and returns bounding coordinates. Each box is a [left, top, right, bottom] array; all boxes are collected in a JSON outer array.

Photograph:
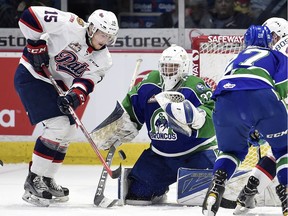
[[18, 6, 112, 93], [273, 35, 288, 57]]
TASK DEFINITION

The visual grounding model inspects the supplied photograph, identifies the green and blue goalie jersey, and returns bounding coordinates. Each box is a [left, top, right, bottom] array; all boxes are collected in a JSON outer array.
[[122, 70, 216, 157]]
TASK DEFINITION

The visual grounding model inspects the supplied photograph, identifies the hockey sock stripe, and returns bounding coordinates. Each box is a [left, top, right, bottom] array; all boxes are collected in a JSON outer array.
[[214, 154, 239, 179], [217, 153, 240, 167], [255, 164, 275, 180], [254, 156, 276, 180], [276, 154, 288, 172]]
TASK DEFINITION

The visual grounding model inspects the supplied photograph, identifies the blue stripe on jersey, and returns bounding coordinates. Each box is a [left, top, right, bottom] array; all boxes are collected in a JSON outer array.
[[19, 7, 43, 33], [183, 100, 193, 123]]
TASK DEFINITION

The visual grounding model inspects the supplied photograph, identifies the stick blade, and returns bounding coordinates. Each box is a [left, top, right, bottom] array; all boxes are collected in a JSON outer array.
[[94, 194, 118, 208], [111, 163, 122, 179]]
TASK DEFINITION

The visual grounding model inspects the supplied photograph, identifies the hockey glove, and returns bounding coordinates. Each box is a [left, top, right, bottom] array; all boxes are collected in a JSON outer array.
[[248, 129, 265, 147], [57, 88, 87, 114], [26, 39, 49, 72]]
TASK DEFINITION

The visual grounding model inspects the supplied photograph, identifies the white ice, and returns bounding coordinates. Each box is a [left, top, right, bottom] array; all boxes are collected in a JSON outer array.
[[0, 164, 282, 216]]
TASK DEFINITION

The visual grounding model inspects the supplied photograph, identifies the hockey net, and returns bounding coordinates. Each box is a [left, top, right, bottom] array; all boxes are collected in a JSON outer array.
[[191, 35, 271, 170]]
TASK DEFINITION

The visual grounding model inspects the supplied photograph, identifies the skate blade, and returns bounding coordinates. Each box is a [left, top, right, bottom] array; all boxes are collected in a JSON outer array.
[[204, 195, 216, 216], [51, 196, 69, 203], [233, 204, 249, 215], [203, 209, 215, 216], [22, 191, 50, 207]]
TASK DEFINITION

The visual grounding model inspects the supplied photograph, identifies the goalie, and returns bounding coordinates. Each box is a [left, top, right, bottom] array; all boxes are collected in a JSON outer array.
[[91, 44, 217, 205]]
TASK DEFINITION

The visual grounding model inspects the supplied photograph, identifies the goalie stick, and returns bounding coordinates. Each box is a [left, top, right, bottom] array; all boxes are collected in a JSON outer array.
[[41, 66, 121, 179]]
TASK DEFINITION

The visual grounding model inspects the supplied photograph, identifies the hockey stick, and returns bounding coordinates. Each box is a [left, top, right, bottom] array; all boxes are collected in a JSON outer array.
[[93, 58, 143, 207], [94, 145, 118, 207], [41, 66, 121, 179], [129, 58, 143, 90]]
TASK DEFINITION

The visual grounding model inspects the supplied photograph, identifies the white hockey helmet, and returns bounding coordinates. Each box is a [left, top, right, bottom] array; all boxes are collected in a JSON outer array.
[[262, 17, 288, 38], [87, 9, 119, 45], [158, 44, 191, 90]]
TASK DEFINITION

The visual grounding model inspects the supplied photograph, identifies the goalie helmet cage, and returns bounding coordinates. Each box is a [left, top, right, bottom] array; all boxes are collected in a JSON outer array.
[[190, 34, 270, 170]]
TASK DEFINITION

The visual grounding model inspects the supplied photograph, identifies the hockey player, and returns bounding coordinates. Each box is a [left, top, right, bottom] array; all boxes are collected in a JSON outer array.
[[234, 17, 288, 215], [91, 44, 217, 205], [14, 6, 119, 207], [202, 25, 288, 216]]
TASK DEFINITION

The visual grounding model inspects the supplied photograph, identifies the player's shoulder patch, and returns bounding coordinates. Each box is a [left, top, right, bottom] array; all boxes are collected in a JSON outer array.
[[195, 83, 206, 93], [184, 75, 208, 93], [77, 17, 85, 27]]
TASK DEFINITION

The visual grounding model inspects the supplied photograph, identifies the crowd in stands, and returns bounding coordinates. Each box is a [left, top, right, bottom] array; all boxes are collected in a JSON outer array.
[[152, 0, 287, 28], [0, 0, 287, 29], [0, 0, 60, 27]]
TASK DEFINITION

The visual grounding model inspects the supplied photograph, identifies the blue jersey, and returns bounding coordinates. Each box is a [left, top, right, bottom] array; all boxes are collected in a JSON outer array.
[[213, 46, 288, 100], [122, 70, 216, 157]]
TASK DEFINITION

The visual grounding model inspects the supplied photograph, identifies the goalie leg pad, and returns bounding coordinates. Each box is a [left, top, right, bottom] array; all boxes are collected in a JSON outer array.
[[177, 168, 250, 207], [90, 101, 138, 150], [119, 168, 168, 206]]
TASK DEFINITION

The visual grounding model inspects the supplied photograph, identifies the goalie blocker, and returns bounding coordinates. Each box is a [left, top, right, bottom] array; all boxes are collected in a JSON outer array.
[[118, 167, 280, 207], [90, 101, 138, 150]]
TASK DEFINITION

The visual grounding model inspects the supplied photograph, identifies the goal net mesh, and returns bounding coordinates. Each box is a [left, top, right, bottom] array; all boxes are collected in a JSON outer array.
[[191, 35, 271, 170]]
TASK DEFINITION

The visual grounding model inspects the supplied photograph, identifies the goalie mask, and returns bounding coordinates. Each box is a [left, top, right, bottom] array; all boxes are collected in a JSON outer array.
[[159, 44, 191, 91], [87, 9, 119, 45]]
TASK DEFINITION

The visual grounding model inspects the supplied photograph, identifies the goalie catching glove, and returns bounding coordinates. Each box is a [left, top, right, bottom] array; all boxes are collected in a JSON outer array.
[[155, 91, 206, 137], [90, 101, 139, 150]]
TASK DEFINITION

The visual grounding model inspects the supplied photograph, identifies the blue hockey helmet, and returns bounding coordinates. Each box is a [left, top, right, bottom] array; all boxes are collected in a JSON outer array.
[[244, 25, 272, 48]]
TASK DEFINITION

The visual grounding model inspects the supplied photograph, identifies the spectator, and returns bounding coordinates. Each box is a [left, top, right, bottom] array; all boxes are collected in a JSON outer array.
[[250, 0, 287, 25], [152, 0, 208, 28], [0, 0, 55, 28], [205, 0, 253, 28], [234, 0, 250, 14], [151, 1, 179, 28], [0, 0, 18, 27], [185, 0, 212, 28]]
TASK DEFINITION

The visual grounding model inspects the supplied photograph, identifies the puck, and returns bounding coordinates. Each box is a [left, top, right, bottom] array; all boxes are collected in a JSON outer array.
[[118, 150, 126, 160]]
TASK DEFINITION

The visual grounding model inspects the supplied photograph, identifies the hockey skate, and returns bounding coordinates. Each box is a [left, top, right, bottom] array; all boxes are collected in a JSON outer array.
[[234, 176, 259, 215], [276, 184, 287, 216], [43, 177, 69, 203], [202, 170, 227, 216], [22, 172, 52, 207]]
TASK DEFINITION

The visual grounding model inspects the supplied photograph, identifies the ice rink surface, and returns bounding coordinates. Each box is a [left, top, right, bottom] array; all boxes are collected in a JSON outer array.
[[0, 164, 282, 216]]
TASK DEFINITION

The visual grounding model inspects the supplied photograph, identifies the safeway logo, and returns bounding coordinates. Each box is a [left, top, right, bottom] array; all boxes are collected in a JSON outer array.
[[207, 35, 244, 43], [0, 109, 15, 127]]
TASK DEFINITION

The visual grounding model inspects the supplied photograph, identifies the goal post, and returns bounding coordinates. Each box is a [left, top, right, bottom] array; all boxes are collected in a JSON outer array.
[[190, 34, 271, 170]]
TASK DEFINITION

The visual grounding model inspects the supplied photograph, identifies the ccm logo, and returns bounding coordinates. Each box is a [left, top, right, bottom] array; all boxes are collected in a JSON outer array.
[[0, 109, 15, 127], [27, 46, 47, 54]]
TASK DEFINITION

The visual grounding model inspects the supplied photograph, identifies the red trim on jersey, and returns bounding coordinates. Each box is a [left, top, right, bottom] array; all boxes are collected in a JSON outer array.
[[19, 7, 43, 33], [255, 164, 274, 180], [28, 7, 43, 33]]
